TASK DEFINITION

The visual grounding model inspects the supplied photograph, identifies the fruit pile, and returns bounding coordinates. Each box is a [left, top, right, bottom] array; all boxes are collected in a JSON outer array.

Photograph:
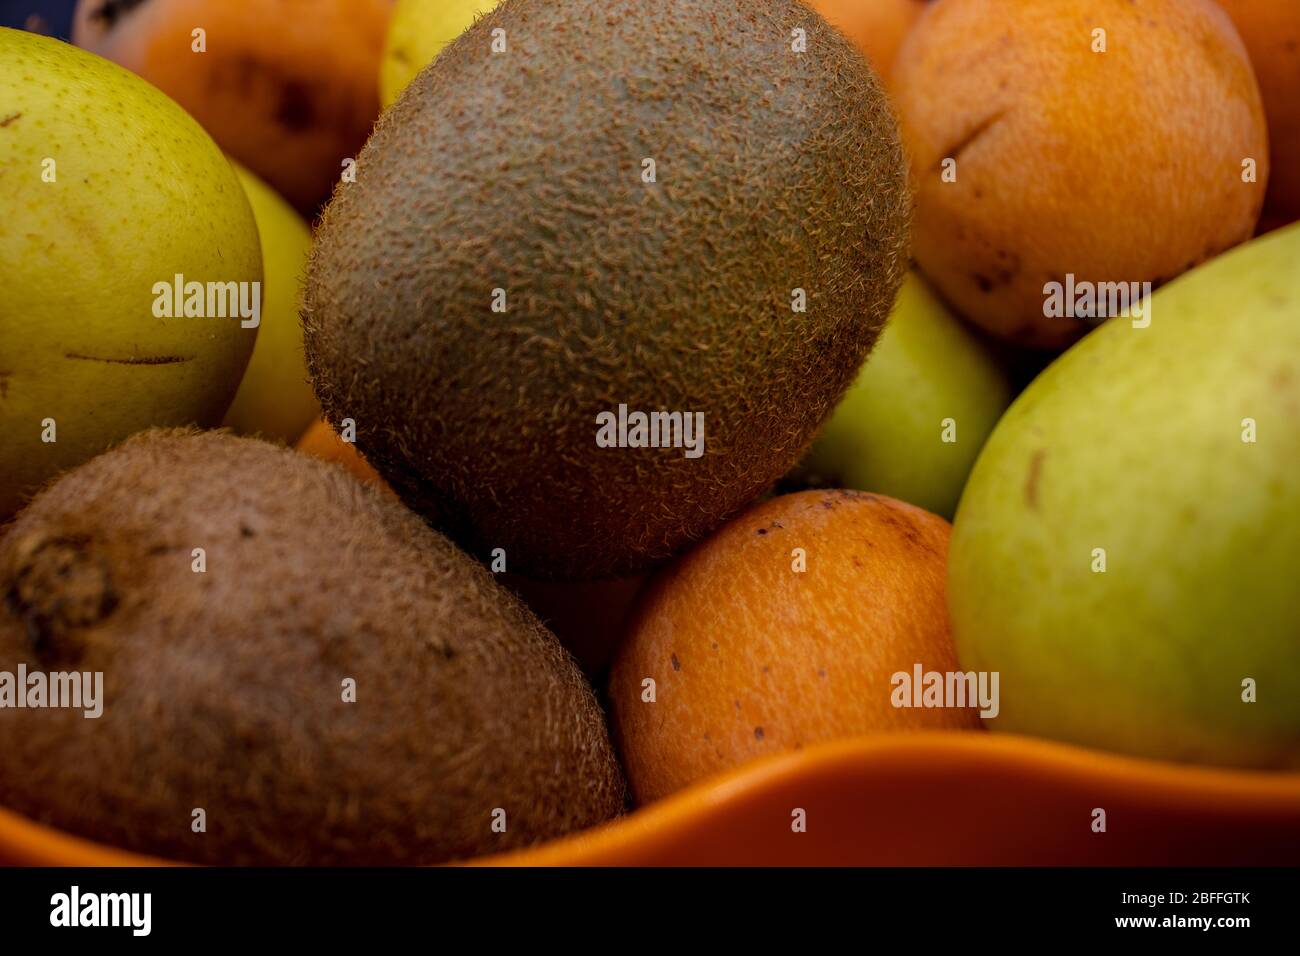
[[0, 0, 1296, 866]]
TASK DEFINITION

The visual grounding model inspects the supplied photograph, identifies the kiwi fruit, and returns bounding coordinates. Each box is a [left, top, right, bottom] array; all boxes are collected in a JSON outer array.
[[0, 429, 625, 865], [303, 0, 910, 580]]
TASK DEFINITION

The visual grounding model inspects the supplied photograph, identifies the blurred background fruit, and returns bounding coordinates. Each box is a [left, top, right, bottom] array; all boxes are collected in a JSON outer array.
[[1215, 0, 1300, 229], [804, 0, 925, 79], [0, 0, 74, 34], [221, 162, 319, 444], [0, 27, 260, 518], [611, 490, 978, 804], [950, 223, 1300, 770], [72, 0, 394, 215], [893, 0, 1269, 349], [380, 0, 502, 108], [296, 418, 391, 491], [791, 273, 1012, 519]]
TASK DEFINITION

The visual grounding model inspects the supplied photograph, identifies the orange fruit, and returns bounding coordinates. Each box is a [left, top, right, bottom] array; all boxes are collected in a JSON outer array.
[[1216, 0, 1300, 226], [805, 0, 925, 78], [610, 490, 978, 804], [892, 0, 1268, 348], [73, 0, 394, 215], [295, 418, 392, 492]]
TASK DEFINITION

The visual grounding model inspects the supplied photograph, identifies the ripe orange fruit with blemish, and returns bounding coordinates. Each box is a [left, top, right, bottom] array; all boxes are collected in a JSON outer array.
[[73, 0, 394, 215], [609, 490, 978, 805], [1215, 0, 1300, 227], [892, 0, 1268, 349], [805, 0, 926, 79]]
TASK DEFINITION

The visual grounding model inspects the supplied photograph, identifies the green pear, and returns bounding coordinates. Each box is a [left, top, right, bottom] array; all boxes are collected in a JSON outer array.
[[949, 223, 1300, 770], [0, 29, 261, 516], [221, 163, 319, 444], [798, 273, 1013, 518]]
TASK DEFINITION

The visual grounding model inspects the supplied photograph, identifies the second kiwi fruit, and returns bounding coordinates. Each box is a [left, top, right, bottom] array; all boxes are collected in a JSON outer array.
[[0, 430, 625, 865]]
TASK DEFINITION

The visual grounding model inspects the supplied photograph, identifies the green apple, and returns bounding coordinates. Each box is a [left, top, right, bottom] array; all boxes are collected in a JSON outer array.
[[0, 28, 261, 517], [221, 163, 319, 444], [379, 0, 504, 108], [949, 223, 1300, 770], [798, 273, 1013, 518]]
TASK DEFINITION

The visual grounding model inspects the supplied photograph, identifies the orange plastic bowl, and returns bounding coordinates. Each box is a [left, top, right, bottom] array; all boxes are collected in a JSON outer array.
[[2, 733, 1298, 866]]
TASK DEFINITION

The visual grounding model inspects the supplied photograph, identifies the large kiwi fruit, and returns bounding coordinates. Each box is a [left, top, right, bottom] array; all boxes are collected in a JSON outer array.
[[0, 430, 625, 865], [303, 0, 910, 580]]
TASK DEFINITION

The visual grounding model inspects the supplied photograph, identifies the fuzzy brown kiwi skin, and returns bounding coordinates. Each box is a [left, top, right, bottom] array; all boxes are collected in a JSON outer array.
[[302, 0, 910, 581], [0, 429, 625, 865]]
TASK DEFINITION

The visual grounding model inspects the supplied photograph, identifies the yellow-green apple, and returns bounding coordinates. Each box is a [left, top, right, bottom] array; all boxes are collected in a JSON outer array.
[[797, 273, 1012, 518], [221, 163, 319, 444], [0, 28, 261, 517], [949, 224, 1300, 770]]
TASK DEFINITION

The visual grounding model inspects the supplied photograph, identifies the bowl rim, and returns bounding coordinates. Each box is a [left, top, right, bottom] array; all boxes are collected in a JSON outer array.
[[2, 732, 1298, 866], [480, 731, 1300, 865]]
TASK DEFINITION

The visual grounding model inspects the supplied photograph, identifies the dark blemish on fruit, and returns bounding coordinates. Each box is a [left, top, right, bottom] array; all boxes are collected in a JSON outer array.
[[754, 727, 765, 741], [239, 524, 256, 538], [734, 699, 742, 710], [937, 107, 1008, 167], [822, 489, 878, 511], [65, 353, 193, 366], [756, 527, 768, 535], [974, 261, 1018, 293], [818, 668, 827, 678], [710, 641, 718, 650], [6, 535, 118, 667], [762, 665, 770, 674], [875, 507, 902, 529], [1024, 448, 1047, 510], [90, 0, 148, 29], [0, 371, 9, 399], [670, 653, 680, 672], [274, 80, 316, 132], [0, 113, 21, 128], [424, 636, 455, 659]]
